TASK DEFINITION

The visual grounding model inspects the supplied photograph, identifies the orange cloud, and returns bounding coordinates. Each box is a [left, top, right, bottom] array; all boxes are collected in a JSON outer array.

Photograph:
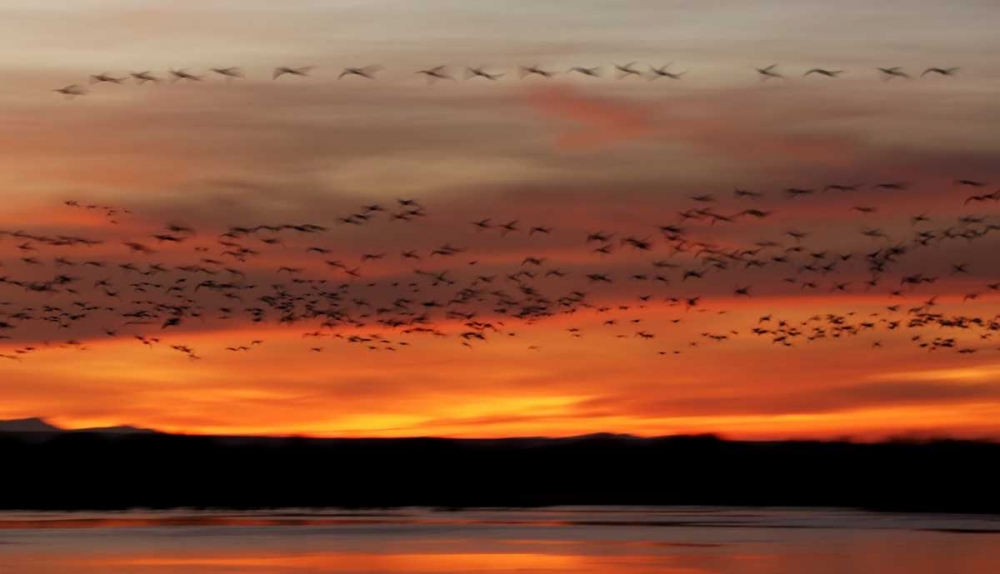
[[523, 84, 654, 151]]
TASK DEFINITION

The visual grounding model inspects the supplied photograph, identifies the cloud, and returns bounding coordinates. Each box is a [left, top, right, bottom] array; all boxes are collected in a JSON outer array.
[[575, 376, 1000, 420], [523, 84, 654, 151]]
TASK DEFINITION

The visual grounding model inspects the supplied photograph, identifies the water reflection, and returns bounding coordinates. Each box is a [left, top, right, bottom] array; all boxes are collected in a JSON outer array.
[[0, 507, 996, 573]]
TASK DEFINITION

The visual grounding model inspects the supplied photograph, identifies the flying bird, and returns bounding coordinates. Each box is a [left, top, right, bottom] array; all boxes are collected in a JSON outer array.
[[211, 67, 245, 79], [89, 72, 126, 84], [466, 66, 504, 81], [614, 62, 642, 78], [804, 68, 844, 77], [755, 64, 785, 80], [878, 67, 910, 80], [649, 64, 685, 80], [273, 66, 314, 79], [129, 71, 159, 84], [169, 69, 203, 82], [519, 65, 555, 78], [921, 67, 959, 77], [416, 66, 454, 82], [53, 84, 86, 97], [339, 66, 381, 79], [568, 66, 601, 77]]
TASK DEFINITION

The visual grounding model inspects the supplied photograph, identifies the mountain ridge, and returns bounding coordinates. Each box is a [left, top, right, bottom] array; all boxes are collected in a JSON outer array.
[[0, 417, 158, 435]]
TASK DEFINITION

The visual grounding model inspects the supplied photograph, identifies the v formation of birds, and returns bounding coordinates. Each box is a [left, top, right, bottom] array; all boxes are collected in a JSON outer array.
[[52, 64, 961, 96]]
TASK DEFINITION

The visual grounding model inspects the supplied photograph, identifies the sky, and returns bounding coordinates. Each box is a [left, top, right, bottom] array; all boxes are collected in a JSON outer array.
[[1, 1, 1000, 439]]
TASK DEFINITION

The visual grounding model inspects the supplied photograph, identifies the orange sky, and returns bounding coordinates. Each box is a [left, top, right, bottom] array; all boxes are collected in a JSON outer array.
[[1, 1, 999, 439]]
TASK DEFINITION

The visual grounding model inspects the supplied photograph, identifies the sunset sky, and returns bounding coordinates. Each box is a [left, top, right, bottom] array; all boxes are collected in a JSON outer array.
[[2, 1, 1000, 439]]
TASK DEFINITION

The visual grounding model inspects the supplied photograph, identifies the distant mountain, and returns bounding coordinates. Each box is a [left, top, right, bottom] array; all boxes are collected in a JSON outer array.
[[0, 417, 62, 433], [75, 424, 159, 435], [0, 417, 158, 435]]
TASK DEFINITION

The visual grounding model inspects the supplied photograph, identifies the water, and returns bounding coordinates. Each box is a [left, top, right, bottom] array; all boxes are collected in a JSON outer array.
[[0, 507, 997, 573]]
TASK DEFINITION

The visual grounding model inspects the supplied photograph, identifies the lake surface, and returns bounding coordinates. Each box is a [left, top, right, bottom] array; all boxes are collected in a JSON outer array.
[[0, 507, 997, 573]]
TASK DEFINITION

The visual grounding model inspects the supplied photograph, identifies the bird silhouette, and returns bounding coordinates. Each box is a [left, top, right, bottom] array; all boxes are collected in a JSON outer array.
[[416, 66, 454, 82], [168, 69, 203, 82], [804, 68, 843, 77], [614, 62, 642, 78], [339, 66, 381, 79], [129, 71, 159, 84], [755, 64, 785, 80], [878, 67, 910, 80], [89, 73, 125, 84], [273, 66, 314, 79], [53, 84, 86, 97], [568, 66, 601, 77], [211, 67, 244, 80], [465, 66, 504, 81], [921, 67, 959, 77], [519, 65, 555, 79], [649, 64, 686, 80]]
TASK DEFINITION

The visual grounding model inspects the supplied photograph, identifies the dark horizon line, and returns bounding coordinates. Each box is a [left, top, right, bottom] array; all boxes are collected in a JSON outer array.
[[3, 430, 998, 514], [2, 416, 998, 444]]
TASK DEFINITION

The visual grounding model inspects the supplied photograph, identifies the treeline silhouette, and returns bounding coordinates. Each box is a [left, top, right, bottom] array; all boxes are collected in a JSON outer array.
[[1, 432, 997, 513]]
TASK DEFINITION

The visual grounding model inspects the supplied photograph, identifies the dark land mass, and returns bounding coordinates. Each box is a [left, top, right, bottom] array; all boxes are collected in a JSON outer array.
[[0, 417, 158, 435], [0, 426, 997, 513]]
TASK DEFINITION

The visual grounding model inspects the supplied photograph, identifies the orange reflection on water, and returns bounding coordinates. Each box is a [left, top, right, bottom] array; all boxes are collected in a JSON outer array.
[[18, 551, 728, 574], [0, 509, 997, 574], [83, 552, 612, 572], [5, 545, 992, 574]]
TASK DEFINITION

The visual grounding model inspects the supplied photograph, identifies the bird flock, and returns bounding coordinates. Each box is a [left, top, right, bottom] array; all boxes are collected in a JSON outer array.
[[1, 178, 998, 363], [52, 63, 963, 96]]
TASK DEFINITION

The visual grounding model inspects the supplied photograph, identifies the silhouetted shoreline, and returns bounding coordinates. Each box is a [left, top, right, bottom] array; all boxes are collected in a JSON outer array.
[[1, 431, 996, 513]]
